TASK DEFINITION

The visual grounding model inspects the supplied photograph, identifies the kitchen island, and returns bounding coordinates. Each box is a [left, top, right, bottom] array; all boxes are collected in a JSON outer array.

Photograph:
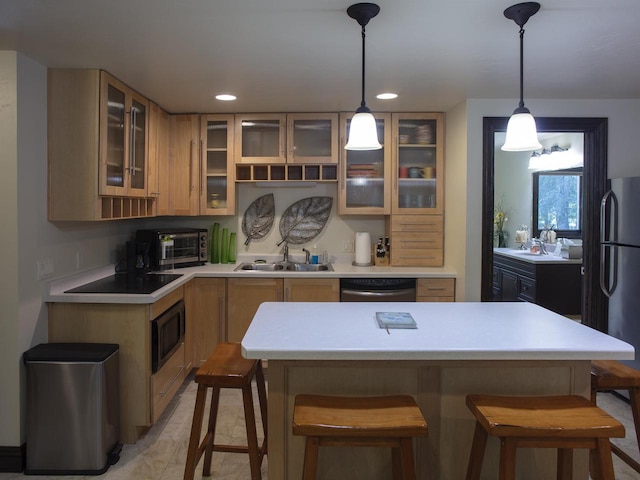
[[242, 302, 633, 480]]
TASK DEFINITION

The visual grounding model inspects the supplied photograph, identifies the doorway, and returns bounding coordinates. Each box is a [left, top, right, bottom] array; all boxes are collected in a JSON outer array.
[[481, 117, 608, 331]]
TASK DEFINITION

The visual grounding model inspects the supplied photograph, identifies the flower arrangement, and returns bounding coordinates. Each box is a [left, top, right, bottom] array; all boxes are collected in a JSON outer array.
[[494, 200, 509, 247]]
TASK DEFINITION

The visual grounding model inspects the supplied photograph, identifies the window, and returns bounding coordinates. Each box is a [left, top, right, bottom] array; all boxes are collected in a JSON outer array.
[[532, 168, 582, 239]]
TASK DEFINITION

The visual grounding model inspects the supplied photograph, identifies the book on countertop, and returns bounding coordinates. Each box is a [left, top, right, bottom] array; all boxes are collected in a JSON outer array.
[[376, 312, 417, 329]]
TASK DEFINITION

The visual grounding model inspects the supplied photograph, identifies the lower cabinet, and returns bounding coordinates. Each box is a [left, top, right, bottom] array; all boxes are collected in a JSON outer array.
[[48, 287, 187, 444], [184, 277, 226, 367], [493, 253, 582, 315], [416, 278, 455, 302], [226, 278, 340, 342]]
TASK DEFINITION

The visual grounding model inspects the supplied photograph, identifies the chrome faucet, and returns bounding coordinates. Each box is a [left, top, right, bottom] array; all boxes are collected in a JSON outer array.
[[282, 242, 289, 263], [302, 248, 311, 264]]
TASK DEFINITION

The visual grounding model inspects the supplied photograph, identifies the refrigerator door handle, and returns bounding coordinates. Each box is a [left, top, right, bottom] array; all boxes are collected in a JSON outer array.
[[600, 243, 618, 298], [600, 189, 618, 244]]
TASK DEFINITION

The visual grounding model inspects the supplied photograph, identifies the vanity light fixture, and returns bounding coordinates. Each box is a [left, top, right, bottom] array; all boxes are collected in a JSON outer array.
[[345, 3, 382, 150], [501, 2, 543, 152]]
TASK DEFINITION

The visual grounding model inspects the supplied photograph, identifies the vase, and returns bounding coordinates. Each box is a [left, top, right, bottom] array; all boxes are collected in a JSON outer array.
[[229, 232, 236, 263], [221, 228, 229, 264], [496, 230, 508, 248]]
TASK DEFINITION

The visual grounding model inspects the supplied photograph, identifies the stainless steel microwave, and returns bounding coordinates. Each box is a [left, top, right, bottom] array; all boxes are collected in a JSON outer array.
[[136, 228, 208, 270]]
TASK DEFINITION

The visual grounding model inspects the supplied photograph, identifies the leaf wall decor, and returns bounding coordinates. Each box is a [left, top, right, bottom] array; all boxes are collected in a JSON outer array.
[[278, 196, 333, 245], [242, 193, 275, 246]]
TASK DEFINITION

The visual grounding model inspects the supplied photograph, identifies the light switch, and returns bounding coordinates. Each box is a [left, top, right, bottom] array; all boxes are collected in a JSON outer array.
[[37, 259, 54, 280]]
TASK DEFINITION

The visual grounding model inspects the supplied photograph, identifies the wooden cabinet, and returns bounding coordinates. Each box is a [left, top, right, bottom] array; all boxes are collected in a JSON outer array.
[[226, 278, 339, 342], [200, 115, 236, 215], [284, 278, 339, 302], [48, 69, 155, 220], [48, 287, 187, 444], [148, 102, 169, 215], [185, 278, 226, 367], [493, 252, 582, 315], [388, 214, 444, 267], [234, 113, 339, 183], [168, 114, 201, 215], [338, 112, 392, 215], [416, 278, 455, 302], [227, 278, 283, 343]]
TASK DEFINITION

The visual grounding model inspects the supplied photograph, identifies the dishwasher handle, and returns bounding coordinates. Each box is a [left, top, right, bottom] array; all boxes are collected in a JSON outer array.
[[341, 288, 415, 299]]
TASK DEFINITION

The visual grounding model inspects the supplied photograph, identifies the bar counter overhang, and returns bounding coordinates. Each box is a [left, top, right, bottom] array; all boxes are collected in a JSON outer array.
[[242, 302, 633, 480]]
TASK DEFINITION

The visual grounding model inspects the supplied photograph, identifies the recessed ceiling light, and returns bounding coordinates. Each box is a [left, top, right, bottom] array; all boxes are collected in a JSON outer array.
[[215, 94, 237, 101], [376, 93, 398, 100]]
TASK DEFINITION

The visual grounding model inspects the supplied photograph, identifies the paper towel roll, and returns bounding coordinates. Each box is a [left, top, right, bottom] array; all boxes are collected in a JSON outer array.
[[355, 232, 372, 265]]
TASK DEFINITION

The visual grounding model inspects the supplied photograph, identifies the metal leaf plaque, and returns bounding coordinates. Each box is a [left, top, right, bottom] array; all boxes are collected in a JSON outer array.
[[278, 196, 333, 245], [242, 193, 275, 245]]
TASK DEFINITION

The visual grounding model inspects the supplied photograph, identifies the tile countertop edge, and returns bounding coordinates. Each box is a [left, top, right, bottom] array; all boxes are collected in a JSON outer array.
[[45, 262, 458, 304]]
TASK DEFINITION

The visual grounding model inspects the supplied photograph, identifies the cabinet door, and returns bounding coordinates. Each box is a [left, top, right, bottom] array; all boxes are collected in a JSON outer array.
[[99, 72, 149, 197], [391, 113, 444, 214], [184, 278, 226, 367], [168, 115, 200, 215], [148, 102, 169, 214], [284, 278, 339, 302], [235, 113, 286, 164], [499, 269, 519, 301], [416, 278, 455, 302], [287, 113, 339, 164], [200, 115, 235, 215], [338, 112, 392, 215], [227, 278, 283, 342]]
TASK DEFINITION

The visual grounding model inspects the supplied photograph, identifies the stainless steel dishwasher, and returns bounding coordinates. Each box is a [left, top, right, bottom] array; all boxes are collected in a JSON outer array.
[[340, 278, 416, 302]]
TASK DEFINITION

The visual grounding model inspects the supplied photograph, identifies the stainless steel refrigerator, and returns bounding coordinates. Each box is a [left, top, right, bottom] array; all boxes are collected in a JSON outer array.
[[601, 176, 640, 371]]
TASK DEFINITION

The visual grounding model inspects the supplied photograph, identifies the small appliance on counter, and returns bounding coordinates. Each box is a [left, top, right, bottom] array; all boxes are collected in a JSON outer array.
[[136, 228, 208, 270]]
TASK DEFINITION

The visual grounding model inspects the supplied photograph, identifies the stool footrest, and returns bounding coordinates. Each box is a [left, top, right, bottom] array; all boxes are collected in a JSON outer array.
[[611, 442, 640, 473]]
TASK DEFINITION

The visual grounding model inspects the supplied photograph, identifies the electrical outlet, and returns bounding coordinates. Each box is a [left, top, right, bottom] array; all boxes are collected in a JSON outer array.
[[343, 240, 354, 252], [36, 259, 54, 280]]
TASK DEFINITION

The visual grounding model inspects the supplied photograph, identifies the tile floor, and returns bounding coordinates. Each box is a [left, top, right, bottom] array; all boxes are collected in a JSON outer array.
[[1, 377, 638, 480]]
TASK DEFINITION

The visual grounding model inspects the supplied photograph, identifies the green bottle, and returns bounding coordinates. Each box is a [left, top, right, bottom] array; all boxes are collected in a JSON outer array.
[[221, 228, 229, 264], [211, 223, 220, 263], [229, 232, 237, 263]]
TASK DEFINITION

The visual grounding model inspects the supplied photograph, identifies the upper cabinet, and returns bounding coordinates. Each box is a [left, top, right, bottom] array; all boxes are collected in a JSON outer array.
[[200, 115, 235, 215], [338, 112, 392, 215], [392, 113, 444, 215], [48, 69, 154, 221], [167, 115, 201, 216]]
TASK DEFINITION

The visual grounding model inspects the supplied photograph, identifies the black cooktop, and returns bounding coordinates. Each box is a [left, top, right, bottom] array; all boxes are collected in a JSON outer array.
[[65, 273, 183, 294]]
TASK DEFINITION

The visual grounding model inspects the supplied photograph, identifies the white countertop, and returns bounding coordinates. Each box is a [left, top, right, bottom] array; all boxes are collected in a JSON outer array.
[[45, 257, 457, 304], [241, 301, 634, 361], [494, 248, 582, 265]]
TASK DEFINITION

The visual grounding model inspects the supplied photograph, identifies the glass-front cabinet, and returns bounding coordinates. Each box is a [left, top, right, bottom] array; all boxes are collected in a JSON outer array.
[[99, 71, 148, 197], [338, 112, 392, 215], [235, 113, 339, 166], [391, 113, 444, 214], [200, 115, 235, 215]]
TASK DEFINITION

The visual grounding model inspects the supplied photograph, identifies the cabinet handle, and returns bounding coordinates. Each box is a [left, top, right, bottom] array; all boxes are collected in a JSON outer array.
[[130, 109, 137, 176], [200, 139, 204, 195], [394, 135, 399, 196], [340, 137, 346, 192], [189, 140, 195, 191], [158, 365, 185, 397]]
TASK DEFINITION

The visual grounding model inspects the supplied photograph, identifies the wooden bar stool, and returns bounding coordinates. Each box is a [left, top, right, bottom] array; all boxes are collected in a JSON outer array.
[[465, 394, 624, 480], [591, 359, 640, 473], [292, 394, 428, 480], [183, 342, 267, 480]]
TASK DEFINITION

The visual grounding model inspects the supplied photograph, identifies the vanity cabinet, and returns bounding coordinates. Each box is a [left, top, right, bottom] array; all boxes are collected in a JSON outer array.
[[184, 278, 226, 367], [338, 112, 392, 215], [48, 288, 187, 444], [48, 69, 155, 220], [493, 252, 582, 315], [226, 278, 340, 343]]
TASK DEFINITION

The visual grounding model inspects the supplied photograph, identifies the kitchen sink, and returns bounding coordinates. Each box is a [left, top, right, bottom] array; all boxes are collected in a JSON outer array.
[[285, 263, 333, 272], [234, 262, 333, 272], [234, 262, 285, 271]]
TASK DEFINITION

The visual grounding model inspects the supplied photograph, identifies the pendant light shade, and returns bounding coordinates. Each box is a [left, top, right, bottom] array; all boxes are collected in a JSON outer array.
[[501, 2, 542, 152], [345, 3, 382, 151]]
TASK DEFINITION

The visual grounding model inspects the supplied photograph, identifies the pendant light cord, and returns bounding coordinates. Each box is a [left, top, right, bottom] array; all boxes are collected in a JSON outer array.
[[518, 26, 525, 110], [360, 24, 367, 110]]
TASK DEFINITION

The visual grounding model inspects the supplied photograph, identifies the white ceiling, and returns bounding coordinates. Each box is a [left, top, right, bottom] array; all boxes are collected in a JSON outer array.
[[2, 0, 640, 114]]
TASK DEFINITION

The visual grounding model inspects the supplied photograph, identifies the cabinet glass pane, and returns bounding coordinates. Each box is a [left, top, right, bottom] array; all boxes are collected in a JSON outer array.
[[241, 119, 280, 157], [206, 120, 229, 209], [106, 85, 126, 187], [397, 119, 438, 210], [344, 119, 386, 209], [292, 119, 332, 157], [130, 99, 146, 190]]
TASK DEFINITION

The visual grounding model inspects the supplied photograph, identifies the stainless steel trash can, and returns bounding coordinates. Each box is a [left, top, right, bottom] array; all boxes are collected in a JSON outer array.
[[24, 343, 121, 475]]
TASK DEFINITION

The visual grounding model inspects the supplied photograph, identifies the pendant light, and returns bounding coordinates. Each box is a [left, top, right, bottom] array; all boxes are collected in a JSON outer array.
[[345, 3, 382, 150], [501, 2, 542, 152]]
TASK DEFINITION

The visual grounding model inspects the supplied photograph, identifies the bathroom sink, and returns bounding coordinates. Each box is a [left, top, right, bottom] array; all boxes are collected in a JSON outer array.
[[234, 262, 285, 271]]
